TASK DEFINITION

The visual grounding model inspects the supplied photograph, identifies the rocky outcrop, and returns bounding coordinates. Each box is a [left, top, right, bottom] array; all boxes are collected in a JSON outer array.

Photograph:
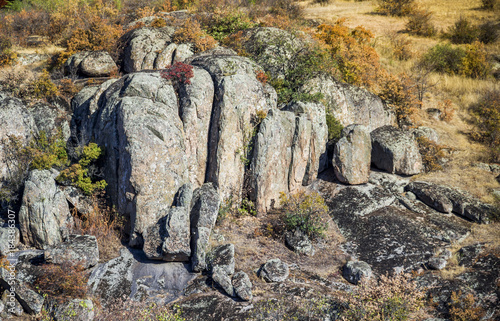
[[122, 26, 195, 72], [18, 170, 73, 248], [285, 229, 314, 256], [406, 181, 492, 223], [190, 183, 220, 272], [0, 226, 20, 256], [65, 51, 118, 77], [371, 126, 423, 175], [191, 55, 276, 202], [88, 247, 197, 304], [411, 126, 439, 144], [342, 261, 372, 285], [28, 102, 71, 141], [0, 96, 37, 185], [304, 75, 396, 131], [209, 244, 235, 297], [143, 184, 192, 261], [0, 268, 44, 315], [44, 234, 99, 269], [259, 258, 289, 283], [54, 299, 94, 321], [333, 124, 371, 185], [90, 73, 190, 245]]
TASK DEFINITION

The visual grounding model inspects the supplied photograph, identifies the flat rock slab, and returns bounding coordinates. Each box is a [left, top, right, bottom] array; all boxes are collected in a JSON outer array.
[[324, 183, 471, 274], [88, 247, 197, 305]]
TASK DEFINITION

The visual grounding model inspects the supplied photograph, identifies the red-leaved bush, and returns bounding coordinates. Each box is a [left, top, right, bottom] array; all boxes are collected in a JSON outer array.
[[161, 62, 194, 85]]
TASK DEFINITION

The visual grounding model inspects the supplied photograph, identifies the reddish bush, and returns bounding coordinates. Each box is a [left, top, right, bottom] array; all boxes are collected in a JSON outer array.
[[161, 62, 194, 85]]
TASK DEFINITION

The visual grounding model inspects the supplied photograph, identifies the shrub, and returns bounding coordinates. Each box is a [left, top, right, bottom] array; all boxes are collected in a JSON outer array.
[[377, 0, 415, 16], [160, 61, 194, 85], [279, 191, 329, 240], [326, 112, 343, 143], [316, 20, 384, 89], [389, 33, 413, 60], [417, 137, 446, 172], [340, 273, 426, 321], [438, 99, 455, 122], [449, 291, 485, 321], [481, 0, 497, 10], [31, 70, 59, 99], [34, 261, 88, 301], [94, 300, 185, 321], [470, 89, 500, 162], [0, 36, 17, 66], [267, 0, 303, 19], [420, 44, 465, 75], [405, 9, 436, 37], [151, 17, 167, 28], [447, 17, 480, 44], [378, 73, 421, 127], [237, 198, 257, 216], [204, 11, 257, 42], [460, 41, 490, 79], [313, 0, 332, 5], [478, 21, 499, 44], [171, 18, 217, 53]]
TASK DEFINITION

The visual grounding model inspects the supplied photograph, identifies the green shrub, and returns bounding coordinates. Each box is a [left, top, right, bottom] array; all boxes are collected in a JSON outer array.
[[447, 17, 480, 44], [237, 198, 257, 216], [204, 12, 257, 42], [481, 0, 497, 10], [405, 9, 436, 37], [377, 0, 415, 16], [421, 44, 465, 75], [460, 41, 490, 79], [470, 89, 500, 162], [478, 21, 499, 44], [279, 191, 328, 240], [31, 70, 59, 99], [326, 112, 343, 144]]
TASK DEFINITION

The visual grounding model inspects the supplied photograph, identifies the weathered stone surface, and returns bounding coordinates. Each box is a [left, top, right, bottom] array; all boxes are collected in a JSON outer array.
[[406, 182, 453, 213], [79, 50, 118, 77], [0, 226, 20, 256], [191, 55, 274, 202], [427, 257, 447, 270], [64, 51, 90, 76], [411, 126, 439, 144], [212, 266, 233, 297], [190, 183, 220, 272], [284, 101, 328, 190], [0, 269, 44, 315], [44, 234, 99, 269], [333, 124, 371, 185], [18, 170, 73, 248], [143, 184, 192, 261], [260, 258, 289, 283], [232, 271, 252, 301], [342, 261, 372, 285], [178, 66, 214, 187], [371, 126, 423, 175], [28, 102, 71, 141], [122, 26, 176, 72], [59, 185, 94, 215], [90, 73, 190, 245], [88, 247, 197, 305], [250, 108, 296, 213], [406, 181, 492, 223], [176, 293, 250, 321], [0, 96, 37, 185], [209, 244, 235, 276], [368, 171, 409, 194], [285, 229, 314, 256], [318, 180, 472, 274], [54, 299, 94, 321], [304, 75, 396, 131]]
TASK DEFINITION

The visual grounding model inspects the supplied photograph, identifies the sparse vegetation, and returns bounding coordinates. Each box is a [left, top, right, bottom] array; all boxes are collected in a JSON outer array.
[[405, 9, 436, 37], [417, 136, 447, 172], [34, 261, 89, 301], [160, 61, 195, 85], [470, 89, 500, 162], [377, 0, 416, 16], [447, 17, 480, 44], [449, 291, 485, 321]]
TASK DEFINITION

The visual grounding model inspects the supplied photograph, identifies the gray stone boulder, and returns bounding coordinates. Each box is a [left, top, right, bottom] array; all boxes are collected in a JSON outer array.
[[190, 183, 220, 272], [209, 244, 235, 296], [371, 126, 423, 175], [232, 271, 252, 301], [304, 75, 396, 131], [18, 170, 73, 248], [0, 226, 20, 256], [333, 124, 371, 185], [88, 247, 197, 305], [0, 268, 44, 315], [54, 299, 94, 321], [259, 258, 289, 283], [342, 261, 373, 285], [28, 102, 71, 141], [0, 96, 37, 185], [285, 229, 314, 256], [65, 51, 117, 77], [406, 181, 492, 223], [191, 55, 276, 202], [59, 185, 94, 215], [411, 126, 439, 144], [427, 257, 447, 270], [44, 234, 99, 269], [89, 73, 190, 245], [143, 184, 192, 261]]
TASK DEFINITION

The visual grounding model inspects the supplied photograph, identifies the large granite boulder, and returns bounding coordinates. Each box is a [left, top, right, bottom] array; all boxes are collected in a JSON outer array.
[[304, 75, 396, 131], [143, 184, 193, 261], [28, 102, 71, 141], [0, 96, 37, 185], [371, 126, 423, 175], [44, 234, 99, 269], [333, 124, 371, 185], [18, 170, 73, 248], [89, 73, 190, 246], [190, 183, 220, 272], [65, 51, 118, 77]]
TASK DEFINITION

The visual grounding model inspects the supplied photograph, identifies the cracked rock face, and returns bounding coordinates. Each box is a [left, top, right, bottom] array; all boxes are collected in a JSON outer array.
[[44, 234, 99, 269]]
